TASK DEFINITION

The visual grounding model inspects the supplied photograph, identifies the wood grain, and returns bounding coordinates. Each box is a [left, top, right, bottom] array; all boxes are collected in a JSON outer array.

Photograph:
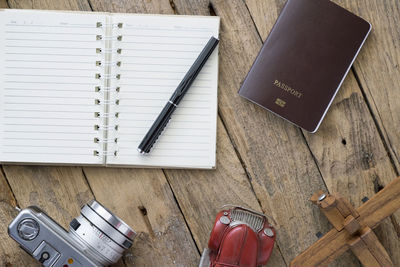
[[0, 0, 8, 8], [291, 176, 400, 266], [359, 227, 394, 267], [85, 1, 205, 266], [166, 119, 287, 266], [304, 75, 400, 264], [173, 0, 331, 264], [3, 166, 93, 267], [89, 0, 287, 266], [330, 0, 400, 171], [0, 1, 398, 267], [83, 167, 200, 267], [88, 0, 173, 14], [244, 0, 400, 265], [8, 0, 91, 10], [0, 168, 38, 266], [349, 236, 381, 267]]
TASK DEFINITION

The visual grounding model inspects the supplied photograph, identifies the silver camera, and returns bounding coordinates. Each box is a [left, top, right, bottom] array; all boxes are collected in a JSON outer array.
[[8, 200, 136, 267]]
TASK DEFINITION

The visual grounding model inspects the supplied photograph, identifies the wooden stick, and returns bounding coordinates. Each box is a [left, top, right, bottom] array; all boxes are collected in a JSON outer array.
[[291, 177, 400, 267], [349, 236, 381, 267], [359, 227, 394, 267]]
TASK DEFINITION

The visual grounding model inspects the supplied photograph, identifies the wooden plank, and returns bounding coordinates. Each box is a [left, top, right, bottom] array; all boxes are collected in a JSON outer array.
[[301, 72, 400, 266], [89, 0, 286, 265], [165, 119, 287, 266], [3, 166, 94, 229], [83, 167, 200, 267], [124, 0, 288, 265], [330, 0, 400, 170], [244, 0, 400, 265], [0, 168, 38, 266], [349, 236, 381, 267], [88, 0, 173, 14], [303, 58, 400, 265], [7, 0, 91, 10], [291, 177, 400, 266], [171, 0, 330, 264], [0, 0, 8, 8], [3, 166, 93, 267], [344, 215, 361, 235], [290, 227, 352, 267], [85, 1, 202, 266], [359, 227, 394, 267], [90, 0, 286, 265]]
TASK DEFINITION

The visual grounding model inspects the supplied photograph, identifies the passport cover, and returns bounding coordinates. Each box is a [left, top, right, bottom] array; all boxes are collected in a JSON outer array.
[[238, 0, 371, 132]]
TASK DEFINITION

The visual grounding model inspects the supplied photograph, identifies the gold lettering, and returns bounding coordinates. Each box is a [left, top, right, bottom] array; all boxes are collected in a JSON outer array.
[[273, 80, 303, 99]]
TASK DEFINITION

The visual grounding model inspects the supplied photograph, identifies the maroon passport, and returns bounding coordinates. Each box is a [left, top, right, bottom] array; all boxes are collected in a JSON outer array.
[[238, 0, 371, 132]]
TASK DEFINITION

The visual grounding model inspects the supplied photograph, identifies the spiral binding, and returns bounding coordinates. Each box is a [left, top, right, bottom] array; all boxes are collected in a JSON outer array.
[[93, 150, 118, 156], [94, 21, 123, 158]]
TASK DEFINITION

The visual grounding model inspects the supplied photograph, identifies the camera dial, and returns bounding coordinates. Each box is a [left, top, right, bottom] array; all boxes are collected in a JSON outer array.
[[17, 218, 40, 241]]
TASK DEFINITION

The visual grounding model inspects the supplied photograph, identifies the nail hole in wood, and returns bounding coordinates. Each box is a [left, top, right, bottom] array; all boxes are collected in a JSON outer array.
[[316, 231, 323, 239], [138, 205, 147, 216]]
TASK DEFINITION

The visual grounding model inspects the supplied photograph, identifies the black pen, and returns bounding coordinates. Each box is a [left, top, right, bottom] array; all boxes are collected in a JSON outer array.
[[138, 36, 219, 154]]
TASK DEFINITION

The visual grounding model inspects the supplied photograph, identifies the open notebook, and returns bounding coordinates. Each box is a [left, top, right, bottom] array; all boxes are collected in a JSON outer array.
[[0, 9, 219, 169]]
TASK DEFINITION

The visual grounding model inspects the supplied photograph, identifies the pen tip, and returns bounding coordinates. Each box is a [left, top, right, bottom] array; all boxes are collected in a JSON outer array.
[[137, 148, 146, 154]]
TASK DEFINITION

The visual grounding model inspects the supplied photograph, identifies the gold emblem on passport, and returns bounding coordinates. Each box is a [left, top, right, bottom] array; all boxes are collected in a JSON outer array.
[[275, 98, 286, 107]]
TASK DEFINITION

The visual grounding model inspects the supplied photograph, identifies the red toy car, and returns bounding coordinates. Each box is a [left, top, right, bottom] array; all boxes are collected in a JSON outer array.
[[199, 205, 276, 267]]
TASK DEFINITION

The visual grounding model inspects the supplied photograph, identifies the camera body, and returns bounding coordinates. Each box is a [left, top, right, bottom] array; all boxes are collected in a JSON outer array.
[[8, 201, 135, 267]]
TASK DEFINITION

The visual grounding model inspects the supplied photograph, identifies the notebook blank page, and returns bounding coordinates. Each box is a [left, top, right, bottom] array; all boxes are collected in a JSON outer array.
[[107, 14, 219, 168], [0, 10, 105, 165]]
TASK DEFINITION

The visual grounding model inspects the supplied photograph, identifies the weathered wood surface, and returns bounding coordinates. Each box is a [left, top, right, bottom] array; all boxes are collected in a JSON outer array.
[[90, 0, 286, 265], [175, 0, 336, 263], [291, 177, 400, 266], [331, 0, 400, 171], [0, 168, 37, 266], [0, 0, 7, 8], [3, 166, 94, 267], [0, 0, 399, 267], [245, 0, 400, 265]]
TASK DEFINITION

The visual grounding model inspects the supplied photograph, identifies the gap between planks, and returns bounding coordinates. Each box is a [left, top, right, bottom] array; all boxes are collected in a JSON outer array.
[[351, 67, 400, 176], [217, 108, 290, 267], [241, 0, 399, 209], [162, 169, 201, 255], [168, 2, 288, 263]]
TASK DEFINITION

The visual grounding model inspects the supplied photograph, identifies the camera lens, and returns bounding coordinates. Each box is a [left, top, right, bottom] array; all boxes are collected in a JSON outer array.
[[68, 200, 136, 266]]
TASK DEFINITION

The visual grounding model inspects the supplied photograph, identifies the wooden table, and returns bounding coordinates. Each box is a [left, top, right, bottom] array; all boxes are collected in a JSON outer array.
[[0, 0, 399, 266]]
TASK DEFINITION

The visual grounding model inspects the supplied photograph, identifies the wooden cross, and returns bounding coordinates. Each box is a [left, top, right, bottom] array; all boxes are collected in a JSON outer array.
[[291, 177, 400, 267]]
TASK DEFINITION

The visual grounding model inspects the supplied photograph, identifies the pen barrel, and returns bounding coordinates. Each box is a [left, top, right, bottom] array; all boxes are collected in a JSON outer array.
[[137, 102, 176, 153], [138, 36, 219, 154], [171, 36, 219, 105]]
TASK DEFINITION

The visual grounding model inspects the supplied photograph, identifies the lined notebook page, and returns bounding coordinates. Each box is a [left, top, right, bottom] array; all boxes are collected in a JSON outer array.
[[0, 10, 106, 165], [106, 14, 219, 168]]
